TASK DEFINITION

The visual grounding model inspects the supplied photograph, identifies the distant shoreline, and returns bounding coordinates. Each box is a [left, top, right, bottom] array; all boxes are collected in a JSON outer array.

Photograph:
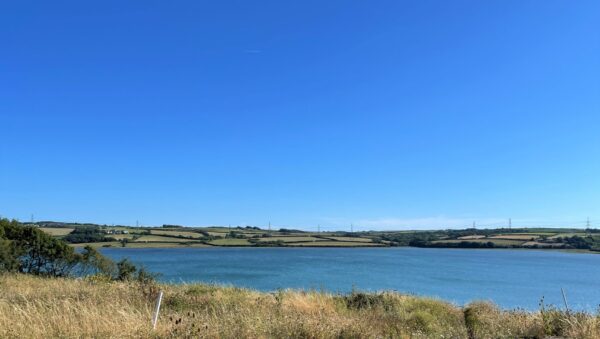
[[29, 220, 600, 253], [87, 243, 599, 254]]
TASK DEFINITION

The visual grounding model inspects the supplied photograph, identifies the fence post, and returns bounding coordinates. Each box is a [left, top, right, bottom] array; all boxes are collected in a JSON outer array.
[[152, 291, 164, 330], [561, 288, 569, 314]]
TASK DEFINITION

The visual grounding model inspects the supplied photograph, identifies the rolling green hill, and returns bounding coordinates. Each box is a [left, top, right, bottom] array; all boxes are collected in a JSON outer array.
[[27, 221, 600, 252]]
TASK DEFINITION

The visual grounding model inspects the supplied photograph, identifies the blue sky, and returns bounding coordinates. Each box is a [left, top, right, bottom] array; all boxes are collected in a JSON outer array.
[[1, 1, 599, 230]]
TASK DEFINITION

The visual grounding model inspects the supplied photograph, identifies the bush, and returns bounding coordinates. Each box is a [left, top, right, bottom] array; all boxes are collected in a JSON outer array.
[[343, 291, 387, 309], [0, 218, 156, 283], [79, 245, 116, 277]]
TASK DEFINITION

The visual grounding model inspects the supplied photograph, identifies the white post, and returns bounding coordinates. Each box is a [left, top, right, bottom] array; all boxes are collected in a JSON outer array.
[[152, 291, 164, 330], [561, 288, 569, 314]]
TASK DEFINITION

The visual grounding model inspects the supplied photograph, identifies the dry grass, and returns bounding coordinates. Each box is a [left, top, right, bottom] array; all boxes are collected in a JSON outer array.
[[208, 238, 251, 246], [0, 274, 153, 338], [457, 235, 486, 240], [38, 227, 74, 236], [0, 274, 598, 338], [464, 301, 600, 339]]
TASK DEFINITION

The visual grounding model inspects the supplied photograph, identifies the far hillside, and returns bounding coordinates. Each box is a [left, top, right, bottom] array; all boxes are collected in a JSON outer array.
[[25, 221, 600, 252]]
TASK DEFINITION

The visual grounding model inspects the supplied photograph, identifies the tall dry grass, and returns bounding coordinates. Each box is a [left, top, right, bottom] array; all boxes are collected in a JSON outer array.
[[0, 273, 598, 338]]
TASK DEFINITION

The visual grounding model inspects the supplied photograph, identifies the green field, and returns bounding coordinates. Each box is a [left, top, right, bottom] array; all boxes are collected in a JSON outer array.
[[71, 241, 122, 248], [134, 235, 198, 243], [324, 236, 373, 242], [489, 234, 539, 241], [291, 241, 383, 247], [256, 236, 323, 243], [109, 234, 136, 240], [149, 229, 204, 238], [204, 227, 233, 232], [209, 238, 252, 246], [32, 222, 600, 251], [548, 232, 587, 239]]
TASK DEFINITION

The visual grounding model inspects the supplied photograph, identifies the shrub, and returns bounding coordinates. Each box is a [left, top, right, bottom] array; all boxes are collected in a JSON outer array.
[[343, 291, 387, 309], [0, 218, 155, 283]]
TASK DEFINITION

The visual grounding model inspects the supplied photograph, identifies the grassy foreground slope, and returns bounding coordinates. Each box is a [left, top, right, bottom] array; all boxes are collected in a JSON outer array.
[[1, 274, 599, 338]]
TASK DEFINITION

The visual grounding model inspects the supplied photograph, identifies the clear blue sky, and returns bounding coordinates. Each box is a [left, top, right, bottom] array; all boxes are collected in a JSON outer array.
[[1, 1, 599, 230]]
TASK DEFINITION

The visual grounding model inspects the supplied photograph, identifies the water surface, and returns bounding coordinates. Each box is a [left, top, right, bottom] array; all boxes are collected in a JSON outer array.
[[101, 247, 600, 311]]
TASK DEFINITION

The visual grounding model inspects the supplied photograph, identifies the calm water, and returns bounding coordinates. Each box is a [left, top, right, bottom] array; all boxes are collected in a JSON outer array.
[[101, 247, 600, 311]]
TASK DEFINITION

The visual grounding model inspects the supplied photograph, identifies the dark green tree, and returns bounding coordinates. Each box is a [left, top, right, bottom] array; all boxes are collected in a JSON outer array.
[[116, 258, 138, 280], [79, 245, 116, 276]]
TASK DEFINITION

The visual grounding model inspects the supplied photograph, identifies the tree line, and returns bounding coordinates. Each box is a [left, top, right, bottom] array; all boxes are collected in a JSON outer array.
[[0, 218, 154, 281]]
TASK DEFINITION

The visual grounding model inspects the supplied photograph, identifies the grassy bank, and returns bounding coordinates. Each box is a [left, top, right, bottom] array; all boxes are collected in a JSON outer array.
[[0, 274, 598, 338]]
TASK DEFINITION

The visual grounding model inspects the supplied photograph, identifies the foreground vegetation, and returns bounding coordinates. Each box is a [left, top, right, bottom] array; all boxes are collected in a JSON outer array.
[[27, 220, 600, 252], [2, 219, 599, 338], [1, 274, 598, 338], [0, 218, 152, 279]]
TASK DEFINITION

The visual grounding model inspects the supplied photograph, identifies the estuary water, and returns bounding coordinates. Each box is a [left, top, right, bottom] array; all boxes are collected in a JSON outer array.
[[100, 247, 600, 311]]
